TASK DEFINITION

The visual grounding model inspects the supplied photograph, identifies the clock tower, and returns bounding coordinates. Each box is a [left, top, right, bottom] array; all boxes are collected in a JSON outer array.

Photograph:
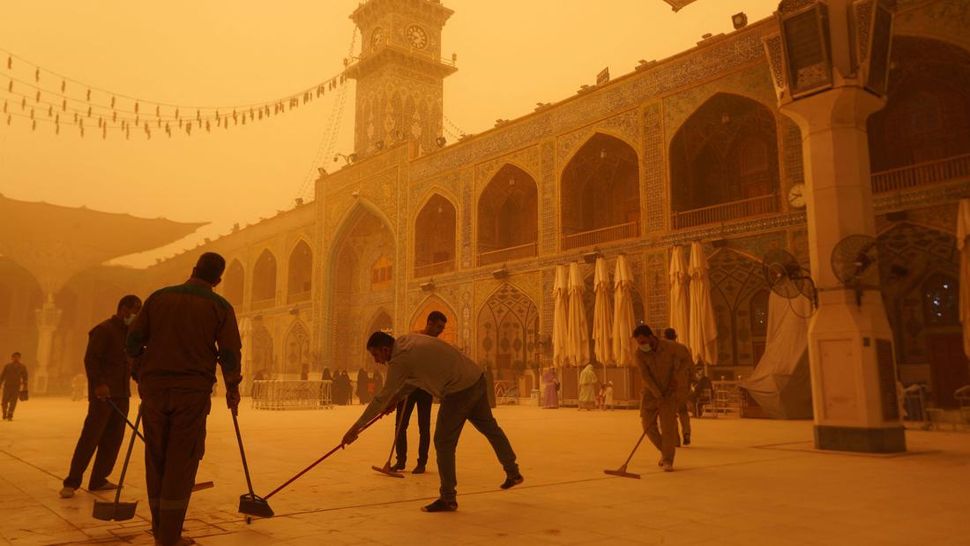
[[344, 0, 457, 157]]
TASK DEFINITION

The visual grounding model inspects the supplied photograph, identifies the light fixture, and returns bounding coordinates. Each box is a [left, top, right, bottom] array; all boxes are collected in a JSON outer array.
[[599, 149, 607, 159], [492, 267, 509, 279], [435, 136, 447, 147], [420, 280, 435, 292], [732, 12, 748, 30], [582, 250, 601, 264]]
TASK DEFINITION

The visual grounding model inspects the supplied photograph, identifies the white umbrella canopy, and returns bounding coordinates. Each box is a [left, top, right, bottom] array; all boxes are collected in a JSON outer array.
[[612, 255, 636, 367], [592, 257, 614, 365], [552, 264, 569, 367], [566, 262, 590, 367], [958, 199, 970, 359], [688, 242, 718, 366], [669, 245, 690, 344]]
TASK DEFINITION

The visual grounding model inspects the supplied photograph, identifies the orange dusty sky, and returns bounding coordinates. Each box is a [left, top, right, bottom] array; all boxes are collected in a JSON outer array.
[[0, 0, 777, 267]]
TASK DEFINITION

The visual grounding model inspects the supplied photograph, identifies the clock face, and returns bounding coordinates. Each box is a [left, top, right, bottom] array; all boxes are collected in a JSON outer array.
[[406, 25, 428, 49], [788, 183, 806, 208], [371, 27, 385, 48]]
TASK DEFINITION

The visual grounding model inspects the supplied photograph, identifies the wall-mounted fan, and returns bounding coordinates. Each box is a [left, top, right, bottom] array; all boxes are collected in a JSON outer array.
[[762, 248, 817, 309], [831, 234, 880, 306]]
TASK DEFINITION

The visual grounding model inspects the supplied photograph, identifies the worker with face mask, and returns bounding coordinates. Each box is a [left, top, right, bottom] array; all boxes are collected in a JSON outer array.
[[632, 324, 692, 472]]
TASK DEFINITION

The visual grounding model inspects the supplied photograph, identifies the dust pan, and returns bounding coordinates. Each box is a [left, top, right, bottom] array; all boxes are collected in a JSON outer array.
[[93, 498, 138, 521]]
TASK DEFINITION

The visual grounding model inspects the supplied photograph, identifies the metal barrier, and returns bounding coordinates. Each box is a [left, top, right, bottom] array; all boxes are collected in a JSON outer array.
[[251, 380, 333, 410]]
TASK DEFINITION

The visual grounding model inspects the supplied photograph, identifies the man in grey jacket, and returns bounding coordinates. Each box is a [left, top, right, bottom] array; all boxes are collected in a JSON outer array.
[[342, 331, 523, 512]]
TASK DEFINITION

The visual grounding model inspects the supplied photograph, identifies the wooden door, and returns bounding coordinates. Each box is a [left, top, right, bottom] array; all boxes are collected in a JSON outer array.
[[926, 333, 970, 408]]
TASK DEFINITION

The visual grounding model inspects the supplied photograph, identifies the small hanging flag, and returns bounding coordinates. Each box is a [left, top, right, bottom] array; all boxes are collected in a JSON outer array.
[[111, 96, 116, 108], [32, 119, 36, 130], [87, 106, 92, 117], [34, 68, 39, 82], [47, 105, 52, 117], [156, 105, 160, 117], [86, 89, 91, 101], [61, 80, 66, 92], [6, 56, 11, 69], [175, 108, 180, 120], [135, 102, 140, 114]]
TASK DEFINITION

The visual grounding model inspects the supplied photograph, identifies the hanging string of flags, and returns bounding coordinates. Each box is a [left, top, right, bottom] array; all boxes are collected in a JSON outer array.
[[0, 47, 350, 139]]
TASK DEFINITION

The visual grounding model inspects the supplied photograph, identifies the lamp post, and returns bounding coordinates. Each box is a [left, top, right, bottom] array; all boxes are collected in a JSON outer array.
[[763, 0, 903, 452]]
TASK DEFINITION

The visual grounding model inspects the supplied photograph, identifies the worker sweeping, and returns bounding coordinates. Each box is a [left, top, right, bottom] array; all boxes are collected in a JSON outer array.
[[342, 331, 524, 513], [126, 252, 242, 546]]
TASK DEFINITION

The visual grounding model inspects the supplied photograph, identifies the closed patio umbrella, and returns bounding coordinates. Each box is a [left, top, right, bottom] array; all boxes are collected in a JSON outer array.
[[566, 262, 590, 367], [592, 256, 613, 365], [612, 255, 636, 367], [958, 199, 970, 359], [669, 245, 690, 344], [688, 242, 718, 367], [552, 265, 569, 367]]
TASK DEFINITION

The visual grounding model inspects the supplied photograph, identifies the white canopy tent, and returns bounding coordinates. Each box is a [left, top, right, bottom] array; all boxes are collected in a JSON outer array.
[[740, 292, 814, 419]]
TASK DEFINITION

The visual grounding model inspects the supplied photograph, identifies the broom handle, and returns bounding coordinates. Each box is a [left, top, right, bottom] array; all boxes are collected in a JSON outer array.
[[114, 407, 141, 505], [622, 432, 647, 467], [264, 406, 392, 500], [108, 399, 146, 442], [384, 393, 409, 465], [231, 409, 257, 497]]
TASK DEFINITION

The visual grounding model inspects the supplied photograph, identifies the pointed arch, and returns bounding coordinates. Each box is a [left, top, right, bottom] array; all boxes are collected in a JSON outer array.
[[478, 164, 538, 265], [477, 283, 540, 382], [413, 193, 457, 277], [706, 248, 772, 367], [251, 249, 277, 309], [410, 295, 459, 346], [287, 239, 313, 303], [868, 37, 970, 180], [223, 259, 245, 307], [560, 132, 641, 250], [669, 93, 780, 226], [283, 320, 311, 377]]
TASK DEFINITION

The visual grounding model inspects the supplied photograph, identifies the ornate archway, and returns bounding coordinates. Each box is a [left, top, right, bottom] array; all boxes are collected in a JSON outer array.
[[283, 321, 310, 378], [669, 93, 780, 227], [413, 193, 457, 277], [477, 283, 539, 382], [707, 249, 771, 368], [287, 241, 312, 303], [478, 164, 538, 265], [252, 250, 277, 309], [223, 259, 244, 307]]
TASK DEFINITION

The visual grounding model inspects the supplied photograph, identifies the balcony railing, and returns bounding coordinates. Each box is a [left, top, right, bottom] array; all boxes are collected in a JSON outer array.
[[251, 297, 276, 311], [671, 193, 779, 230], [477, 242, 538, 266], [871, 153, 970, 193], [561, 220, 640, 251], [287, 291, 311, 304], [413, 259, 455, 278]]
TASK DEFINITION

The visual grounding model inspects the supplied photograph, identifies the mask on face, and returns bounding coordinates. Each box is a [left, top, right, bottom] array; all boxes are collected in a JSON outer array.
[[638, 343, 652, 354], [124, 314, 135, 326]]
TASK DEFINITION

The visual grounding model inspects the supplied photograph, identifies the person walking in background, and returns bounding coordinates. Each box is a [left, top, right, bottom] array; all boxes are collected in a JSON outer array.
[[663, 328, 694, 446], [356, 368, 371, 404], [578, 362, 598, 410], [60, 295, 142, 499], [1, 352, 28, 421], [126, 253, 242, 546], [392, 311, 446, 474], [541, 367, 559, 409]]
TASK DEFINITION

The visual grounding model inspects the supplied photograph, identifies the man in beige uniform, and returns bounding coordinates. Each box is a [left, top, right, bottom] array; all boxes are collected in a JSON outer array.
[[343, 331, 522, 512], [633, 325, 691, 471]]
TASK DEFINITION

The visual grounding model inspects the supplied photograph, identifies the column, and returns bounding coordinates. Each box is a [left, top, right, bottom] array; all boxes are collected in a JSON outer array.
[[33, 293, 62, 394]]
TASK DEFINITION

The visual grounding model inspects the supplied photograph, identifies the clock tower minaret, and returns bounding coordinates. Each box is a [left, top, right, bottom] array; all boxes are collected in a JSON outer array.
[[344, 0, 457, 157]]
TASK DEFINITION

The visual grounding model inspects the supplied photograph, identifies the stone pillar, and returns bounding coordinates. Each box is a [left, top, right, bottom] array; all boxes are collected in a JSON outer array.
[[783, 89, 904, 452], [33, 293, 62, 394]]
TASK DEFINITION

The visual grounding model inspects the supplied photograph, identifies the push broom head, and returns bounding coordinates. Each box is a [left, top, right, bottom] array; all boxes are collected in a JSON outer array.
[[372, 463, 405, 478], [603, 465, 640, 479], [92, 499, 138, 521], [238, 493, 275, 518]]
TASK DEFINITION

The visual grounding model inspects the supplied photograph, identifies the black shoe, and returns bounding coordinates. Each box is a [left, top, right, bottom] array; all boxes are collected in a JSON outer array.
[[412, 464, 426, 474], [683, 433, 691, 446], [500, 474, 524, 490], [421, 498, 458, 512], [391, 462, 406, 472]]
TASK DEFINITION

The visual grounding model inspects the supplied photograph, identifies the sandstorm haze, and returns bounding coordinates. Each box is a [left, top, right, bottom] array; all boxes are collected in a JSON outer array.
[[0, 0, 776, 266]]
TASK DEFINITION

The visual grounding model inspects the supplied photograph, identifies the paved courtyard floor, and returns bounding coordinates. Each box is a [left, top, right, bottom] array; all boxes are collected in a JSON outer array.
[[1, 398, 968, 545]]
